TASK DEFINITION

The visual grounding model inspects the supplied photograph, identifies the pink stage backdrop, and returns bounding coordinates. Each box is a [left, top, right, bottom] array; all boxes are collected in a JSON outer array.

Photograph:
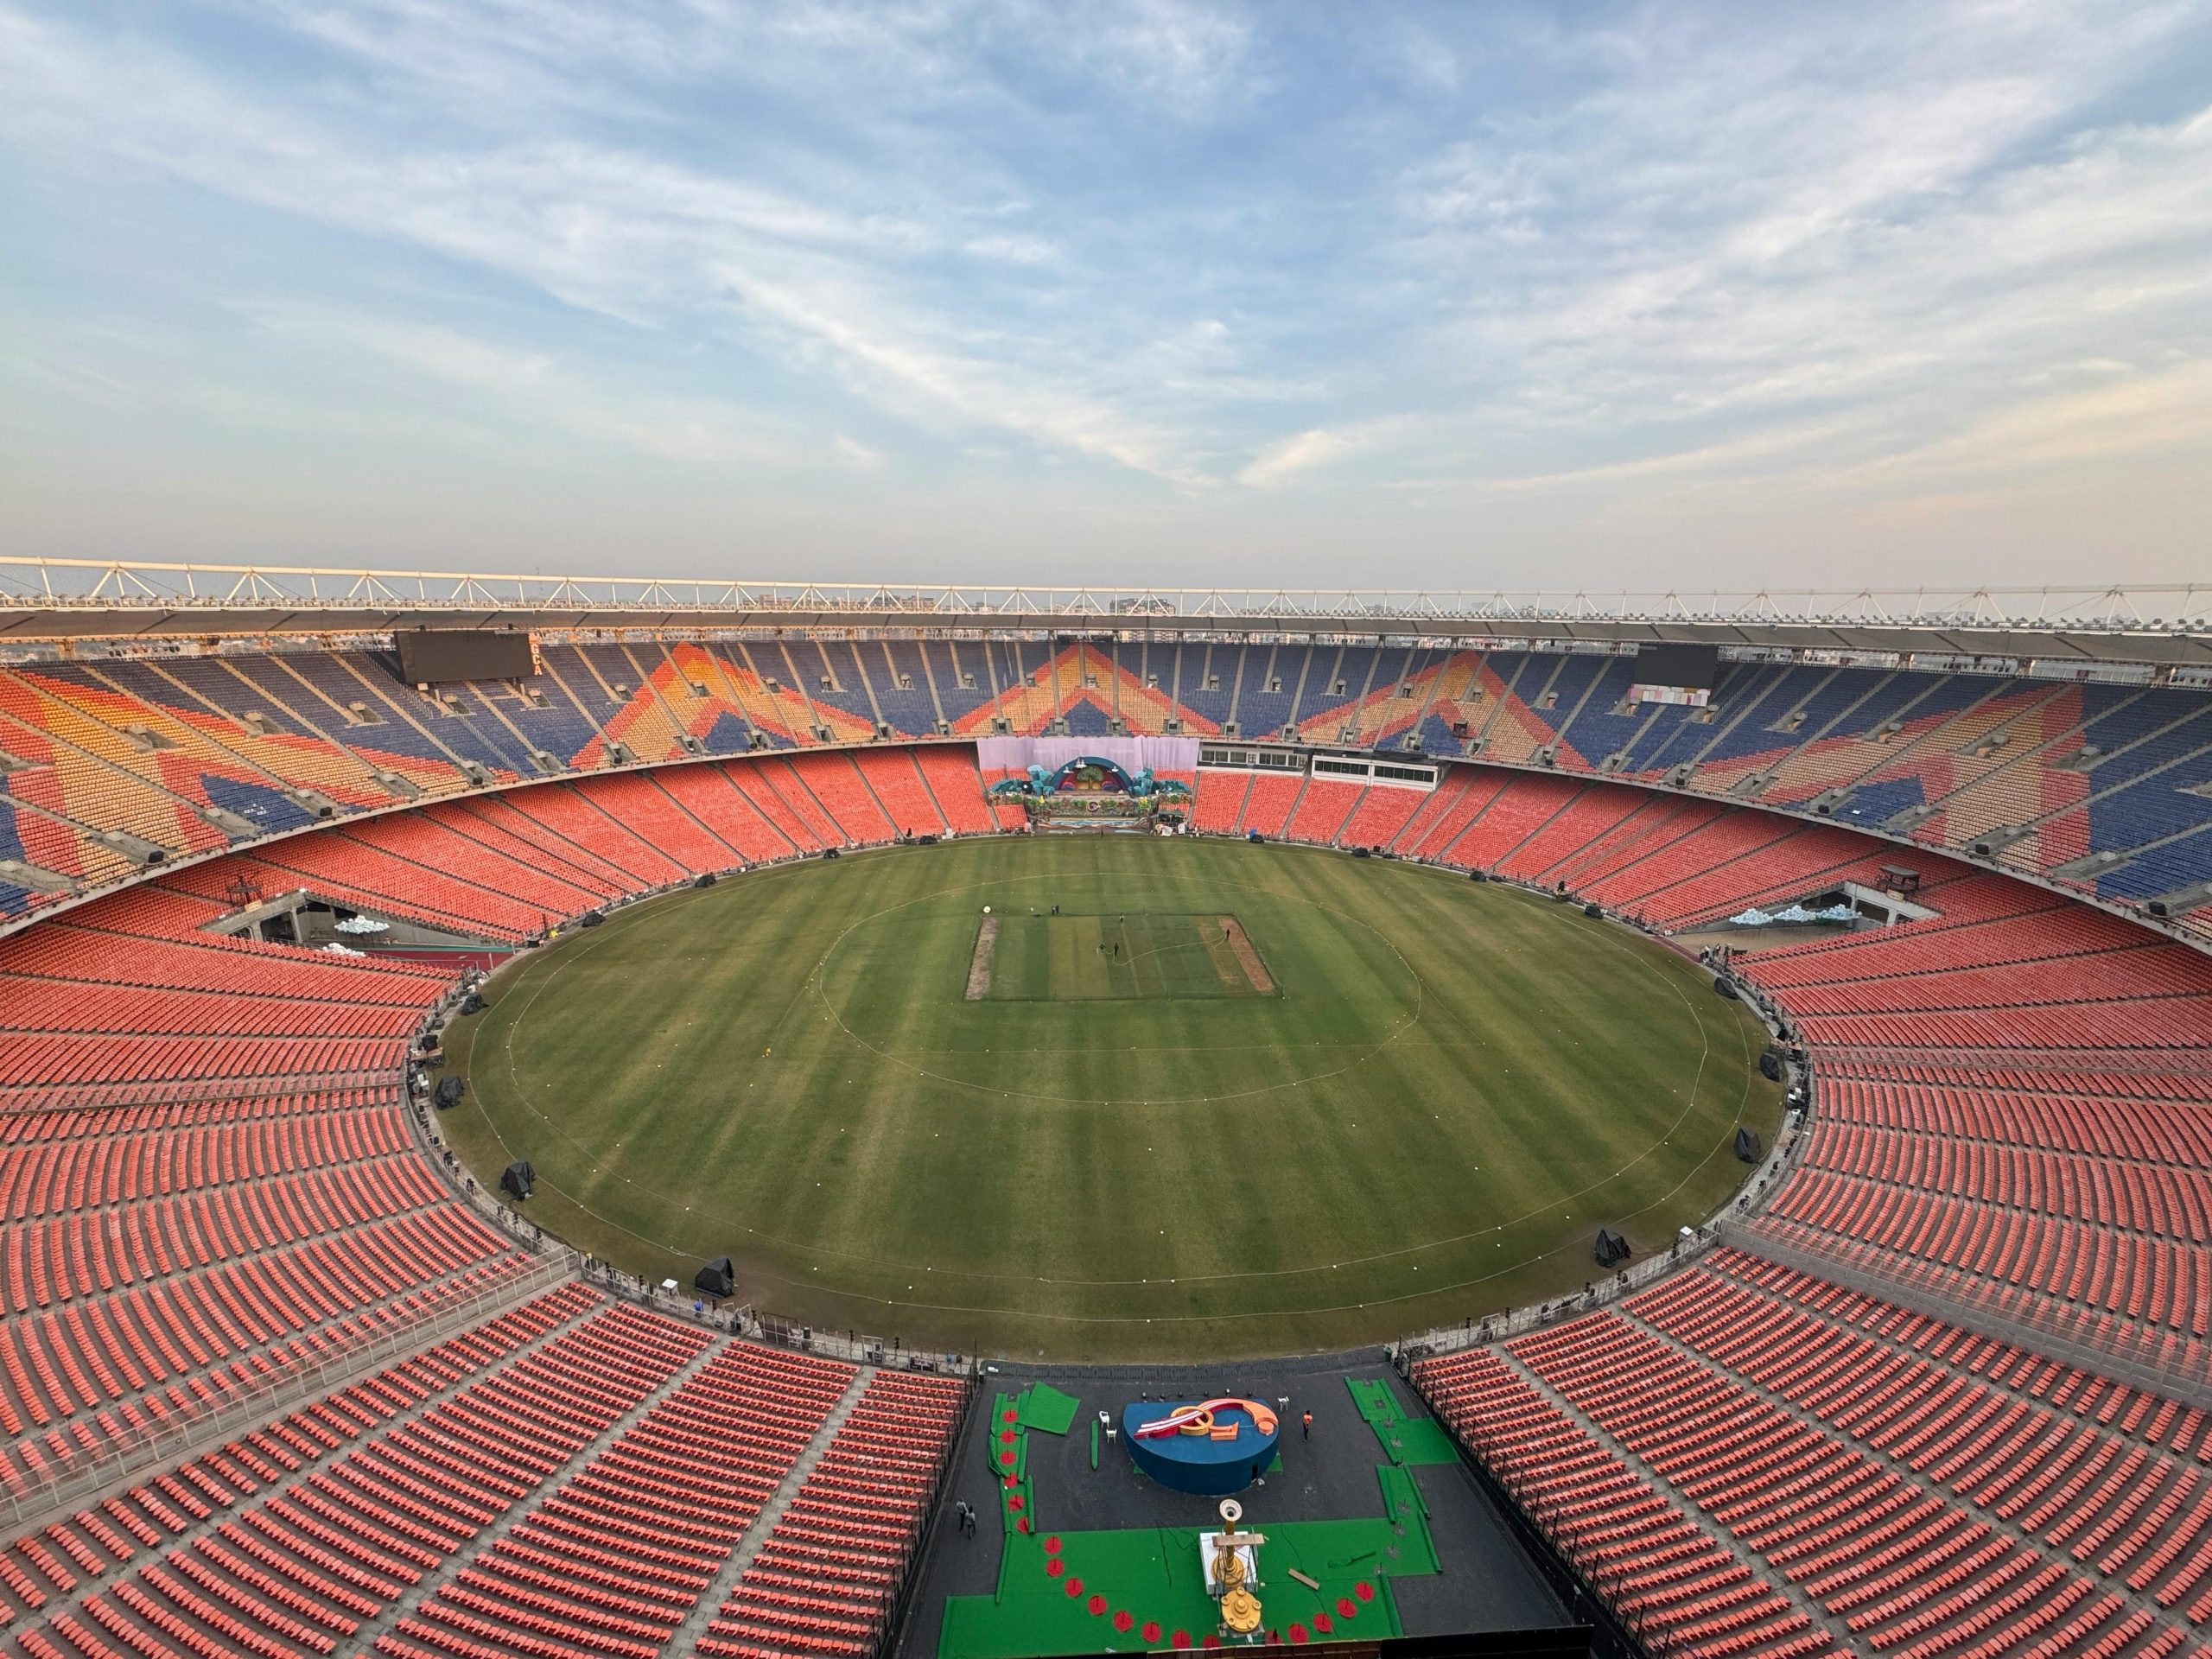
[[974, 735, 1200, 776]]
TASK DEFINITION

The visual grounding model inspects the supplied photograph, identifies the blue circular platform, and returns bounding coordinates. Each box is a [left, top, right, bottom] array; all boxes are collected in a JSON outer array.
[[1122, 1399, 1282, 1495]]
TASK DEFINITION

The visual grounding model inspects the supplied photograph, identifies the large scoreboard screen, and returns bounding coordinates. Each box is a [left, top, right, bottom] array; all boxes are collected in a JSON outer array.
[[1630, 643, 1720, 707], [394, 629, 536, 685]]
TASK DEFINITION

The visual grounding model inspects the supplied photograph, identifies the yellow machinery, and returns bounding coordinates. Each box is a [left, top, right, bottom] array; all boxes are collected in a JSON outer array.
[[1208, 1499, 1267, 1638]]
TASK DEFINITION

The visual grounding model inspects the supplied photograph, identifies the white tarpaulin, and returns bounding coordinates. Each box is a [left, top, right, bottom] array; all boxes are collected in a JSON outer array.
[[1729, 903, 1857, 926]]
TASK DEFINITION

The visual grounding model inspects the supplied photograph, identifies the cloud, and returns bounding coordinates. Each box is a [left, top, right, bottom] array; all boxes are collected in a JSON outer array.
[[962, 232, 1058, 266], [1239, 420, 1409, 489], [1828, 359, 2212, 486], [1040, 0, 1259, 116], [2, 0, 2209, 580], [1382, 417, 1863, 502], [250, 307, 804, 467], [0, 7, 1206, 480]]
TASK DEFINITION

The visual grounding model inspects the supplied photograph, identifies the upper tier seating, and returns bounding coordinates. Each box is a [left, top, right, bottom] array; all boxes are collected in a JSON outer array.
[[6, 645, 2210, 939]]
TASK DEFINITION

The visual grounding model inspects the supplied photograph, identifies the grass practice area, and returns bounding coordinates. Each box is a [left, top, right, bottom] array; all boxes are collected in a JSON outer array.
[[439, 836, 1783, 1359]]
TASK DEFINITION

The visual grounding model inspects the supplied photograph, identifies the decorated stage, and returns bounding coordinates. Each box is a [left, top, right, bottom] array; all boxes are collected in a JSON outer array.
[[979, 737, 1197, 832], [907, 1357, 1580, 1659], [1123, 1397, 1283, 1496], [949, 1380, 1433, 1655]]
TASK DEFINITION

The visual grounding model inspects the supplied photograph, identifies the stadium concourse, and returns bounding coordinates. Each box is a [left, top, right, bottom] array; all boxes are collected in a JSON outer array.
[[0, 616, 2209, 1658]]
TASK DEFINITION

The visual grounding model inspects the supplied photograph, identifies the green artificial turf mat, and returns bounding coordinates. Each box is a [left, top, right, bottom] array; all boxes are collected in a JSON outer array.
[[940, 1517, 1413, 1659], [1388, 1419, 1463, 1464], [1018, 1382, 1081, 1436], [1350, 1376, 1466, 1467], [1375, 1465, 1440, 1570]]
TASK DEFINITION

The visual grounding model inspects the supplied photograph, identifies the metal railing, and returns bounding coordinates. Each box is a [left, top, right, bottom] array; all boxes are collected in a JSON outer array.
[[0, 1066, 401, 1115], [1, 558, 2207, 663], [1395, 1219, 1731, 1359], [0, 559, 2203, 626]]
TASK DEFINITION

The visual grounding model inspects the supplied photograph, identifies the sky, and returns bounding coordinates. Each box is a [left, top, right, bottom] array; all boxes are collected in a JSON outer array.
[[1, 1, 2209, 594]]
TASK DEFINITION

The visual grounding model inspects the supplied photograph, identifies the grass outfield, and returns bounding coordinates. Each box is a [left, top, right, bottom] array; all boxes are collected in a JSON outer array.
[[437, 836, 1782, 1360]]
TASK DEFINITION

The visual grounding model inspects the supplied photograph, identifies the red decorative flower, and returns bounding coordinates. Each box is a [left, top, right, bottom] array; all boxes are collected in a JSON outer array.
[[1113, 1610, 1134, 1632], [999, 1428, 1016, 1444], [1202, 1637, 1222, 1650], [1007, 1494, 1024, 1512], [1045, 1557, 1065, 1578], [1313, 1611, 1332, 1634], [1141, 1621, 1162, 1643], [1337, 1597, 1357, 1618], [1287, 1624, 1308, 1644], [1016, 1516, 1031, 1534], [1064, 1577, 1084, 1598], [1042, 1535, 1061, 1554], [1171, 1630, 1191, 1649], [1087, 1593, 1108, 1616], [997, 1448, 1014, 1466], [1001, 1408, 1018, 1422], [1355, 1580, 1376, 1601]]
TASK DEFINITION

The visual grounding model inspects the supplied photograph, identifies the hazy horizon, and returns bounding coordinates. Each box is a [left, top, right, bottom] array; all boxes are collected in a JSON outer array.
[[3, 2, 2208, 591]]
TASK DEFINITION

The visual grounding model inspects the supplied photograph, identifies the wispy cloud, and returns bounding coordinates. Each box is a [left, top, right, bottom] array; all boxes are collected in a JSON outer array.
[[1239, 419, 1412, 488], [247, 307, 812, 467], [1, 0, 2208, 582]]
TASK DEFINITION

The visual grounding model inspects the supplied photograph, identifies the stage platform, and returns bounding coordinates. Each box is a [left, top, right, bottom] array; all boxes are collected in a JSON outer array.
[[894, 1352, 1578, 1659]]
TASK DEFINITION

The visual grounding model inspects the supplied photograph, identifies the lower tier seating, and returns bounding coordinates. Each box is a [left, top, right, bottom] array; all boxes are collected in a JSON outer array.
[[697, 1371, 967, 1658], [0, 1286, 965, 1659], [1417, 1249, 2212, 1656]]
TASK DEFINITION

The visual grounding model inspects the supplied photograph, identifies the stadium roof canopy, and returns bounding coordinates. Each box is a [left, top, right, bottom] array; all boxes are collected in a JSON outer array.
[[2, 556, 2208, 668]]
